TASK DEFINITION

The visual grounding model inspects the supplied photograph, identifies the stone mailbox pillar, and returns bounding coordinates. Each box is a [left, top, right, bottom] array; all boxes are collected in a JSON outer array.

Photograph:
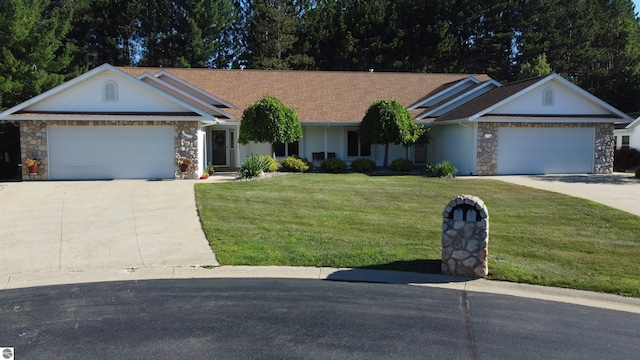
[[441, 195, 489, 277]]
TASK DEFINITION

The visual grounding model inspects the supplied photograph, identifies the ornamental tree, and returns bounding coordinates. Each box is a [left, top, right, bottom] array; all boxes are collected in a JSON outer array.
[[359, 98, 424, 167], [238, 95, 302, 157]]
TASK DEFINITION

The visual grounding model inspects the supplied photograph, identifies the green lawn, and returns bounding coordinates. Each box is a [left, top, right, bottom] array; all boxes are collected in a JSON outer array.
[[195, 174, 640, 297]]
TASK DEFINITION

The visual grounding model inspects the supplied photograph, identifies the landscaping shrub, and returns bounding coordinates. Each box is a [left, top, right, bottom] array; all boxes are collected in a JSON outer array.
[[389, 158, 414, 172], [262, 155, 280, 172], [280, 156, 310, 172], [425, 161, 457, 178], [614, 147, 640, 172], [350, 158, 376, 173], [321, 157, 347, 173], [239, 153, 271, 178]]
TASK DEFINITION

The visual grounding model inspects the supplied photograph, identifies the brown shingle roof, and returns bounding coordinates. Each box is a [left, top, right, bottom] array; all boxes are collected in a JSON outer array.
[[433, 76, 546, 122], [119, 67, 491, 123]]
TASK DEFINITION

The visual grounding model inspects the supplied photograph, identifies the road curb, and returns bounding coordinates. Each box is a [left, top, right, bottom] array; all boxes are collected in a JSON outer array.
[[2, 265, 639, 314]]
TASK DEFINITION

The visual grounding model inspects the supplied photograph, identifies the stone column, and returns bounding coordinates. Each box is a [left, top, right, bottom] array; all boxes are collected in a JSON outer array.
[[441, 195, 489, 277]]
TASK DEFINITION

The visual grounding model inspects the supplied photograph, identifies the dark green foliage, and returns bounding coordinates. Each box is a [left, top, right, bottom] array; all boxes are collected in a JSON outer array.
[[321, 158, 347, 174], [238, 153, 271, 178], [359, 98, 424, 167], [425, 161, 457, 179], [238, 95, 303, 157], [614, 148, 640, 172], [389, 158, 413, 172], [350, 158, 376, 173], [280, 156, 309, 172], [0, 0, 79, 109]]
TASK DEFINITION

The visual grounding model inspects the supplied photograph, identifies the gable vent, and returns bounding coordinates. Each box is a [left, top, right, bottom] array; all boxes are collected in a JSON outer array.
[[103, 81, 118, 102]]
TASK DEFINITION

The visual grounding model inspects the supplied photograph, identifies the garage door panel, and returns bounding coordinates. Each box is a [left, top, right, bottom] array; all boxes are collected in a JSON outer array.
[[497, 127, 594, 175], [48, 126, 175, 180]]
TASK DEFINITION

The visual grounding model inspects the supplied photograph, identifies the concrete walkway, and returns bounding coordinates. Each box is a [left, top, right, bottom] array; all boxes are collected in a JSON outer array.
[[483, 173, 640, 217], [0, 180, 218, 278]]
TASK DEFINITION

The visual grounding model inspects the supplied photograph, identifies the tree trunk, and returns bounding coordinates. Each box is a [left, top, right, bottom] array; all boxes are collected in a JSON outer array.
[[384, 143, 389, 168]]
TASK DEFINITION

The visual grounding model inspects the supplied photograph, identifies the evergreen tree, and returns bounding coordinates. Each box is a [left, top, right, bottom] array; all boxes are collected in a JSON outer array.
[[0, 0, 79, 109], [517, 53, 553, 80]]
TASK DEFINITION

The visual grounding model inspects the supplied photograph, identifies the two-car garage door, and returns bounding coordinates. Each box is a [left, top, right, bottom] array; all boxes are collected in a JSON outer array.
[[497, 127, 594, 175], [48, 126, 175, 180]]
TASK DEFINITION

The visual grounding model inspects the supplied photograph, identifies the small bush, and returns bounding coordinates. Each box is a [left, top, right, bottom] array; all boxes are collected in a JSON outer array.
[[351, 158, 376, 173], [389, 158, 414, 172], [425, 161, 457, 178], [614, 148, 640, 172], [636, 168, 640, 178], [280, 156, 310, 172], [239, 153, 270, 178], [321, 158, 347, 173], [263, 155, 280, 172]]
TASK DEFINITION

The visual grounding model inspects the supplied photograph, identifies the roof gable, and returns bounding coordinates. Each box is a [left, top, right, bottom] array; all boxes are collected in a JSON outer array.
[[0, 64, 214, 120], [434, 74, 632, 123], [137, 73, 235, 119], [408, 76, 480, 109]]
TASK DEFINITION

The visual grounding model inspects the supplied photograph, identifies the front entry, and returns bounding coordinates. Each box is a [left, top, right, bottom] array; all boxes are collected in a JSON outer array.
[[0, 122, 21, 180], [212, 130, 227, 166]]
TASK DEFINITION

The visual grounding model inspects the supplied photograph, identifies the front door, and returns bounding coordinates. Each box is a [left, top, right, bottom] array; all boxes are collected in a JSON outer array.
[[212, 130, 227, 166], [0, 122, 21, 180]]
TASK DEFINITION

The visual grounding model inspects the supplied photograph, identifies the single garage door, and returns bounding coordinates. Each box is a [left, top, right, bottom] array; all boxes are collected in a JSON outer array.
[[48, 126, 175, 180], [497, 127, 594, 175]]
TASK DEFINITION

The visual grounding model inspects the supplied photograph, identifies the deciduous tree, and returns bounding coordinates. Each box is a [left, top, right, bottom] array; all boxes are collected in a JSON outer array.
[[238, 95, 303, 157], [359, 99, 424, 167]]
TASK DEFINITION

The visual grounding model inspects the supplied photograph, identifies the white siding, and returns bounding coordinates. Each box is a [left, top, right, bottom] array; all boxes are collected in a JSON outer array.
[[490, 82, 609, 116], [630, 127, 640, 150], [29, 72, 189, 113], [428, 124, 476, 175]]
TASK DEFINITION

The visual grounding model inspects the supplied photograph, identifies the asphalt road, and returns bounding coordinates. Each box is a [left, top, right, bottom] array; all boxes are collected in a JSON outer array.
[[0, 279, 638, 360]]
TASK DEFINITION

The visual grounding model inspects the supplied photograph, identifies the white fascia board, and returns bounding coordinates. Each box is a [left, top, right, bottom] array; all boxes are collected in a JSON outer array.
[[302, 122, 361, 126], [416, 80, 501, 120], [138, 73, 235, 119], [626, 116, 640, 129], [154, 70, 237, 109], [0, 63, 214, 121], [478, 116, 621, 123], [0, 63, 117, 119], [1, 114, 209, 121], [469, 74, 633, 122], [408, 76, 480, 110]]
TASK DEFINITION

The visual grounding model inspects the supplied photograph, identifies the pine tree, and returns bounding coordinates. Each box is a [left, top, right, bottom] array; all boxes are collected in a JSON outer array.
[[0, 0, 79, 109]]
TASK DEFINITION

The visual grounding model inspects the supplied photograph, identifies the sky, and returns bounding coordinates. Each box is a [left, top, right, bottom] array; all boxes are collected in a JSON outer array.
[[634, 0, 640, 15]]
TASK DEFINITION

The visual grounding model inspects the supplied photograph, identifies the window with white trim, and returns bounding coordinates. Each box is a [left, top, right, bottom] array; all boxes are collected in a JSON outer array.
[[103, 81, 118, 102], [274, 141, 299, 157], [542, 87, 553, 106], [622, 135, 630, 149]]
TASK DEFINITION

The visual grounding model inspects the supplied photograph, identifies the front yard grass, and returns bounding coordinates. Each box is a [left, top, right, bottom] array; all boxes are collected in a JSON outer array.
[[195, 174, 640, 297]]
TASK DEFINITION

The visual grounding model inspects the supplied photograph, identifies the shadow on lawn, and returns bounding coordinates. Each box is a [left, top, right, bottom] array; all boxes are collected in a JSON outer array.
[[325, 259, 470, 285]]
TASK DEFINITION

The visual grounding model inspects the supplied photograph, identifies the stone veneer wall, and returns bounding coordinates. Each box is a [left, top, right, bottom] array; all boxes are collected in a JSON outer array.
[[19, 120, 199, 180], [476, 122, 614, 175], [441, 195, 489, 278]]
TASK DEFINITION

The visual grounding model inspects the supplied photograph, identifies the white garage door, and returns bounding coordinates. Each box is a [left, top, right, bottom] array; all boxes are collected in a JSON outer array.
[[48, 126, 175, 180], [497, 127, 594, 175]]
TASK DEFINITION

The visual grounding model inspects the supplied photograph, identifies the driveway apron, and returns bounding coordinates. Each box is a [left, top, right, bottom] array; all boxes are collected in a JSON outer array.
[[485, 174, 640, 217], [0, 180, 218, 278]]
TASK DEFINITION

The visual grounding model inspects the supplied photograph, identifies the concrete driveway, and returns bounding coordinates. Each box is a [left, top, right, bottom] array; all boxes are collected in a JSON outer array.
[[0, 180, 218, 280], [486, 173, 640, 217]]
